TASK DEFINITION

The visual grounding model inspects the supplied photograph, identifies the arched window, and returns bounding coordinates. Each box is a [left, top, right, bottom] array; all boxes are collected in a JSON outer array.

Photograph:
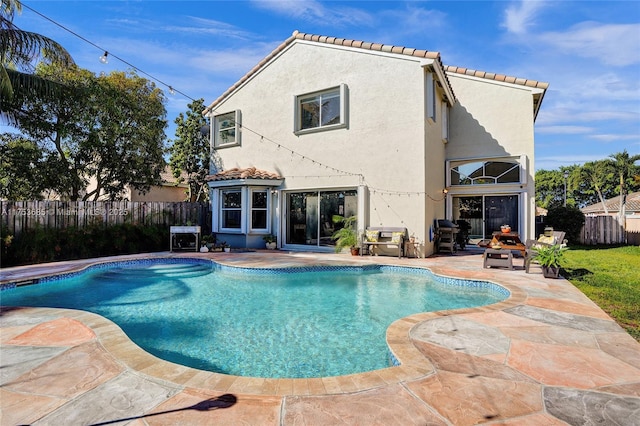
[[450, 160, 520, 186]]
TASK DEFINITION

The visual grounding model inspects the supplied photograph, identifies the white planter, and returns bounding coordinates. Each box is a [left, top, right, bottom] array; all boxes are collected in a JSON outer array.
[[224, 247, 231, 253], [265, 242, 277, 250], [199, 246, 209, 253]]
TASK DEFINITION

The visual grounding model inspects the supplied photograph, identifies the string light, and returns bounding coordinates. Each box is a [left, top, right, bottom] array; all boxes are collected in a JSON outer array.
[[21, 3, 449, 206], [20, 2, 194, 100]]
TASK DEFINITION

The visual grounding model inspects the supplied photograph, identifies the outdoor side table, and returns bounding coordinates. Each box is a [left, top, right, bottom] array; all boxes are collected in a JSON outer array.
[[170, 225, 201, 252], [483, 248, 513, 270]]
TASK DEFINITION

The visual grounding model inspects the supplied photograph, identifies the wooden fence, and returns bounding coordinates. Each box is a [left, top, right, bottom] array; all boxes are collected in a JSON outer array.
[[579, 215, 640, 245], [1, 201, 211, 236]]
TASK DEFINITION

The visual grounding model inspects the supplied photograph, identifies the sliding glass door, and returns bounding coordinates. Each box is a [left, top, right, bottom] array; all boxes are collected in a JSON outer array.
[[286, 190, 357, 247], [453, 195, 519, 240]]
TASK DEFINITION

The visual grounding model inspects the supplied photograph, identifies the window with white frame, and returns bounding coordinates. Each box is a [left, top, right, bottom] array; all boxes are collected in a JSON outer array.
[[221, 189, 242, 229], [295, 85, 347, 133], [213, 110, 240, 148], [442, 103, 449, 142], [426, 73, 437, 122], [450, 160, 521, 186], [250, 189, 268, 230]]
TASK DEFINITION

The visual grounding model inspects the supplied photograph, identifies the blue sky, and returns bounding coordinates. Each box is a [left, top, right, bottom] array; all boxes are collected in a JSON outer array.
[[8, 0, 640, 171]]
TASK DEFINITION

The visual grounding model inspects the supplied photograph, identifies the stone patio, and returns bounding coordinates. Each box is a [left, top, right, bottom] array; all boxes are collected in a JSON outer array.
[[1, 250, 639, 425]]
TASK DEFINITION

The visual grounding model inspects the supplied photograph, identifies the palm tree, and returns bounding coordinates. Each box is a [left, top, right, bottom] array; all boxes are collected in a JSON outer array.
[[609, 150, 640, 241], [1, 0, 74, 124], [579, 160, 614, 214]]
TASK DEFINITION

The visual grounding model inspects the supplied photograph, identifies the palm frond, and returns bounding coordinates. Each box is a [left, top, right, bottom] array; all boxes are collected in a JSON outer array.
[[1, 28, 74, 70], [0, 68, 68, 125]]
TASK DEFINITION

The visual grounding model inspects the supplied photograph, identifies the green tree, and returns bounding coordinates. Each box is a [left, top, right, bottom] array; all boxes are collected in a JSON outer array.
[[609, 150, 640, 217], [12, 62, 167, 200], [574, 160, 616, 211], [545, 205, 585, 245], [535, 167, 577, 209], [1, 0, 74, 125], [168, 98, 210, 202], [0, 133, 59, 199]]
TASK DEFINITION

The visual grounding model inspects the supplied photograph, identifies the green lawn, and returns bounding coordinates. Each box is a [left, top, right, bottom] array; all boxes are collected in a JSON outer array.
[[562, 245, 640, 341]]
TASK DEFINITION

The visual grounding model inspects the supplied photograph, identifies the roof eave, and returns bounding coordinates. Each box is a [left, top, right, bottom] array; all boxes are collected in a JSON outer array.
[[206, 178, 284, 188]]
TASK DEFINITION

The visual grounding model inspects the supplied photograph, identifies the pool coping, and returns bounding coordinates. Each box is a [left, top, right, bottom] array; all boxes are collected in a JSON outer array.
[[0, 252, 526, 396], [4, 251, 640, 425]]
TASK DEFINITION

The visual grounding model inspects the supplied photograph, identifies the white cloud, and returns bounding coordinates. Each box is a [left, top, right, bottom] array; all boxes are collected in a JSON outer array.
[[190, 45, 275, 75], [537, 22, 640, 67], [164, 17, 256, 40], [534, 154, 602, 170], [251, 0, 374, 27], [589, 134, 640, 143], [502, 0, 547, 34], [536, 107, 639, 126], [536, 125, 594, 134], [381, 6, 447, 33]]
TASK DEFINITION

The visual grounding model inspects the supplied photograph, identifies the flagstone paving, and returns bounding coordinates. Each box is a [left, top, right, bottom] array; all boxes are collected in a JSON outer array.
[[1, 250, 639, 425]]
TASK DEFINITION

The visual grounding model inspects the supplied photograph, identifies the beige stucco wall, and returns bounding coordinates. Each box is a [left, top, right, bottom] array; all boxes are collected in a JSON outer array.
[[209, 41, 448, 252], [130, 185, 186, 202], [207, 40, 541, 253], [445, 73, 537, 240]]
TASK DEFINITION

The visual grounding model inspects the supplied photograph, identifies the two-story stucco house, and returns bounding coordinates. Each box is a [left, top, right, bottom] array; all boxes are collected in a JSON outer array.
[[203, 31, 548, 256]]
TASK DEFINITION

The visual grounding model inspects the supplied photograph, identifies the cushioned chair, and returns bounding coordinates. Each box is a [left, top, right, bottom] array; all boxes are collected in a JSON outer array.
[[524, 231, 566, 273]]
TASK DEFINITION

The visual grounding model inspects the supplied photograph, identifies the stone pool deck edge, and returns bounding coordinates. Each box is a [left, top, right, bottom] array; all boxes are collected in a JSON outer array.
[[1, 250, 639, 425]]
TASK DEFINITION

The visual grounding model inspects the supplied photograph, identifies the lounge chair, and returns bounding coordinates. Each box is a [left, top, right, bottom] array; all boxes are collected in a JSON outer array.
[[524, 231, 566, 273]]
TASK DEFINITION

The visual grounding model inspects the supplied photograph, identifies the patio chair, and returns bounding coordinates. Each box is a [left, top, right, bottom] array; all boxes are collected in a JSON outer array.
[[524, 231, 566, 273]]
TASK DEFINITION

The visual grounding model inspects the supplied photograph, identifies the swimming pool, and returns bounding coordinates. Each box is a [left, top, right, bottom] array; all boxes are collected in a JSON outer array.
[[1, 258, 508, 378]]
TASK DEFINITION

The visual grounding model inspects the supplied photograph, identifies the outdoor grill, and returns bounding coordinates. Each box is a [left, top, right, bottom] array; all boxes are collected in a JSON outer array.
[[435, 219, 459, 253]]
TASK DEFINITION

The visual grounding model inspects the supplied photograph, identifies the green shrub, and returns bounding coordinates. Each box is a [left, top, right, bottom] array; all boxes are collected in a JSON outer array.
[[1, 224, 170, 267], [545, 205, 585, 244]]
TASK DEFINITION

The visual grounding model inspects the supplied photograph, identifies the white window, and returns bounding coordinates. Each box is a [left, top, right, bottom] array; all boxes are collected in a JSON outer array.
[[221, 189, 242, 229], [213, 110, 240, 148], [450, 160, 521, 186], [426, 73, 437, 122], [442, 103, 449, 142], [295, 84, 347, 134], [250, 189, 268, 231]]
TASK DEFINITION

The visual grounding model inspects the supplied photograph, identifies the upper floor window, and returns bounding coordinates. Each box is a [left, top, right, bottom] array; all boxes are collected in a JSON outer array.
[[295, 84, 347, 134], [441, 103, 449, 142], [213, 110, 241, 148], [450, 160, 521, 185], [426, 73, 437, 122]]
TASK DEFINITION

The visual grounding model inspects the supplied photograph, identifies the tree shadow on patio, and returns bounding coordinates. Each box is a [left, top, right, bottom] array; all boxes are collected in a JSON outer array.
[[89, 393, 238, 426]]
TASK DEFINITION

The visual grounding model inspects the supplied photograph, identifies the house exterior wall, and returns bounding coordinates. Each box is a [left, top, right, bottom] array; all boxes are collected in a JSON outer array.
[[445, 74, 537, 240], [209, 42, 447, 252], [130, 185, 186, 202], [206, 36, 544, 254]]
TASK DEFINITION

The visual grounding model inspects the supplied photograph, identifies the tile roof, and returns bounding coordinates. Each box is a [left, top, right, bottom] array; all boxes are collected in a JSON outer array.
[[159, 166, 188, 187], [203, 31, 548, 118], [204, 30, 450, 114], [581, 191, 640, 214], [205, 167, 282, 182], [444, 66, 549, 90]]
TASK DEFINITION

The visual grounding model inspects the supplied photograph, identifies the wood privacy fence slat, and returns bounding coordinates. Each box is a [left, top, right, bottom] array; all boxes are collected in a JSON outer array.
[[579, 215, 639, 245], [1, 201, 211, 236]]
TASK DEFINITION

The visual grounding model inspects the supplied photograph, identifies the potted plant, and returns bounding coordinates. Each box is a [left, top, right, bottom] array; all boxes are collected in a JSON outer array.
[[501, 224, 511, 233], [263, 234, 277, 250], [331, 215, 359, 255], [201, 233, 215, 250], [219, 241, 230, 253], [533, 244, 566, 278]]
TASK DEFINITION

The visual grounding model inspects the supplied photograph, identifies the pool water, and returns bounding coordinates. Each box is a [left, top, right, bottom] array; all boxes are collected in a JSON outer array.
[[1, 260, 507, 378]]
